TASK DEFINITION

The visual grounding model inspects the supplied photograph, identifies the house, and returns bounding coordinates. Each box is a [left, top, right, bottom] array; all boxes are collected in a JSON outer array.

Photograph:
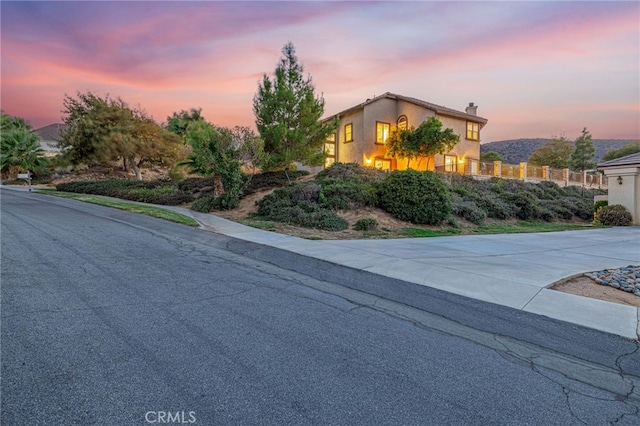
[[322, 92, 488, 173], [33, 123, 65, 156], [597, 152, 640, 225]]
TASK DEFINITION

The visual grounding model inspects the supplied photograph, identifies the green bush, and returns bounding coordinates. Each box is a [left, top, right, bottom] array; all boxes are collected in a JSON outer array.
[[256, 188, 348, 231], [500, 191, 541, 220], [465, 192, 513, 220], [453, 200, 487, 225], [593, 200, 608, 213], [596, 204, 632, 226], [191, 193, 240, 212], [354, 218, 378, 231], [321, 181, 378, 210], [242, 170, 309, 196], [378, 170, 452, 225]]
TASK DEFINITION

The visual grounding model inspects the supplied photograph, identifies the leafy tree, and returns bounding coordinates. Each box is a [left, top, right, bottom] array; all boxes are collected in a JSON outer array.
[[385, 128, 412, 167], [60, 92, 184, 180], [385, 116, 459, 169], [601, 141, 640, 162], [166, 108, 205, 139], [528, 137, 572, 168], [570, 128, 596, 171], [253, 42, 337, 172], [480, 151, 503, 162], [178, 121, 244, 199]]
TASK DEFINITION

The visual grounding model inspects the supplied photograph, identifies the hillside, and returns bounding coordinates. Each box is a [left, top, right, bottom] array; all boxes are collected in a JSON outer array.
[[480, 139, 636, 164]]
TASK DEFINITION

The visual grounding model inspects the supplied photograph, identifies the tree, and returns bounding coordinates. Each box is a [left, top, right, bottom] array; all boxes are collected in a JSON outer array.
[[385, 116, 459, 169], [178, 121, 244, 198], [0, 113, 47, 179], [253, 42, 337, 173], [480, 151, 503, 162], [601, 141, 640, 162], [166, 108, 205, 139], [528, 137, 572, 168], [60, 92, 184, 180], [570, 128, 596, 171]]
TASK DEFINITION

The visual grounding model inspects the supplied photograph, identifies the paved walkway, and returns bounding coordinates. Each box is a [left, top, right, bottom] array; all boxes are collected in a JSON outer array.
[[165, 206, 640, 340]]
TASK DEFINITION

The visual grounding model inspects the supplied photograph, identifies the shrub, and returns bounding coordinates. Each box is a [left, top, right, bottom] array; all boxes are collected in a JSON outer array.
[[596, 204, 632, 226], [354, 218, 378, 231], [593, 200, 608, 213], [291, 182, 322, 203], [540, 200, 573, 220], [500, 191, 541, 220], [452, 200, 487, 225], [378, 170, 452, 225], [465, 192, 513, 220], [191, 193, 240, 213], [256, 187, 348, 231], [242, 170, 309, 195], [320, 181, 378, 210]]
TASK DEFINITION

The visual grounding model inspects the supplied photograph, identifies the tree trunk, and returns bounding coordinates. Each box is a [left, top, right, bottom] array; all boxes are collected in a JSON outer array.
[[213, 174, 225, 196], [129, 157, 142, 181]]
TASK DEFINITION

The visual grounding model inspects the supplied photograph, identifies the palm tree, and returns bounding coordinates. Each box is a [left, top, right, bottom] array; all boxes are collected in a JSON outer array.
[[1, 128, 47, 179]]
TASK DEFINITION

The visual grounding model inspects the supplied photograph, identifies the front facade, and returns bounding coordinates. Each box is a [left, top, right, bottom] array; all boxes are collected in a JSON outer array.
[[597, 152, 640, 225], [322, 92, 488, 173]]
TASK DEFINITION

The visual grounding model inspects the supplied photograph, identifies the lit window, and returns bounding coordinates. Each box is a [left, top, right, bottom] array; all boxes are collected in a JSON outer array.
[[466, 122, 479, 140], [374, 158, 391, 171], [326, 134, 335, 142], [325, 157, 335, 167], [324, 143, 335, 156], [376, 122, 390, 144], [445, 155, 457, 172], [397, 116, 407, 131], [345, 123, 353, 142]]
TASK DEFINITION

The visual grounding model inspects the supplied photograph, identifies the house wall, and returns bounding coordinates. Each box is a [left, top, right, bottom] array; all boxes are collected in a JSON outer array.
[[330, 97, 482, 173], [602, 166, 640, 225], [435, 115, 481, 170]]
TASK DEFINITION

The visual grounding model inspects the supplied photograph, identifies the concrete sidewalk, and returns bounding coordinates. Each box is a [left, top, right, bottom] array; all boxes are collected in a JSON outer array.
[[164, 205, 640, 340]]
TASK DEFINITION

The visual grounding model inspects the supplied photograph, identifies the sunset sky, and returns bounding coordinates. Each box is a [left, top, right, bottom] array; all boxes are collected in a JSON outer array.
[[1, 1, 638, 143]]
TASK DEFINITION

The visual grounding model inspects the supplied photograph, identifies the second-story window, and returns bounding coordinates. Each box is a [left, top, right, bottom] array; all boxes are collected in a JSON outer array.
[[466, 122, 479, 140], [345, 123, 353, 142], [397, 115, 407, 131], [376, 122, 390, 144]]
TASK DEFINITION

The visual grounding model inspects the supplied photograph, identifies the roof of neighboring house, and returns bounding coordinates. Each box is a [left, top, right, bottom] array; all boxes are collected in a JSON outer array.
[[597, 152, 640, 169], [34, 123, 66, 141], [323, 92, 488, 126]]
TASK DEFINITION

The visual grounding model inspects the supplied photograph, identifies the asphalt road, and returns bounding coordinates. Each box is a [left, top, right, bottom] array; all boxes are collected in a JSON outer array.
[[2, 188, 639, 425]]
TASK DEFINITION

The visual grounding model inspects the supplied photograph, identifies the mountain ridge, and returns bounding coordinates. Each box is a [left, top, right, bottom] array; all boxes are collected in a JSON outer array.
[[480, 138, 636, 164]]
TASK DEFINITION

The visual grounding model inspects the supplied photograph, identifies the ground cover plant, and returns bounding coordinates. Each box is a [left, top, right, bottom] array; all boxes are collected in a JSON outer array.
[[38, 189, 199, 226], [53, 162, 607, 236]]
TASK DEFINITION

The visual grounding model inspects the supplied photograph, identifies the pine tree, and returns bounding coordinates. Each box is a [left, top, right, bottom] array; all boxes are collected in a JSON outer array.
[[253, 42, 337, 172], [570, 128, 596, 171]]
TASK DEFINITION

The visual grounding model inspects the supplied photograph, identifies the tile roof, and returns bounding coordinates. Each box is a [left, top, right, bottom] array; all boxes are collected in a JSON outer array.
[[597, 152, 640, 168], [323, 92, 488, 125]]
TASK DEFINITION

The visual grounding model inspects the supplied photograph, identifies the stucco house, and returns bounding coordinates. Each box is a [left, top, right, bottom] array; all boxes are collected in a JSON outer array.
[[322, 92, 488, 173], [34, 123, 65, 156], [597, 152, 640, 225]]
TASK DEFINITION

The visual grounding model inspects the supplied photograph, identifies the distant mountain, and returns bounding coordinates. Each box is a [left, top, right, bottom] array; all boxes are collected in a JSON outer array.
[[480, 138, 637, 164]]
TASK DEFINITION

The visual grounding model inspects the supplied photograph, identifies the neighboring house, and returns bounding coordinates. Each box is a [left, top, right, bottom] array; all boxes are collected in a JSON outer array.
[[597, 152, 640, 225], [33, 123, 65, 156], [322, 92, 488, 173]]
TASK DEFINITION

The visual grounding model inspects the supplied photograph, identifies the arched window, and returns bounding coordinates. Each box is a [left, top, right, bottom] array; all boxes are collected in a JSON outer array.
[[397, 115, 408, 131]]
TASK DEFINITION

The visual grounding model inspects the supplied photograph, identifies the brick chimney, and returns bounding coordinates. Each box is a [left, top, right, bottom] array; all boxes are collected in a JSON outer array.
[[465, 102, 477, 116]]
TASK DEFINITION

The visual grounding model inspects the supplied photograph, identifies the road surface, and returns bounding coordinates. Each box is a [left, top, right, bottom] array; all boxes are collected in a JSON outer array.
[[2, 188, 639, 425]]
